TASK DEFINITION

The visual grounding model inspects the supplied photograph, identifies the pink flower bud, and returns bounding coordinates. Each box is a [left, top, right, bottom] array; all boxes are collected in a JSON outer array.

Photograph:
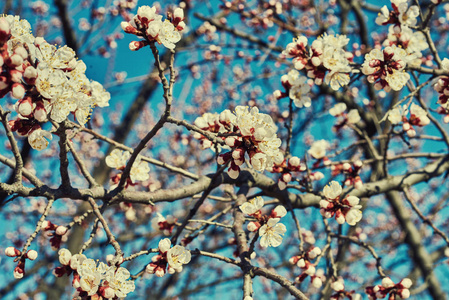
[[11, 83, 25, 99], [296, 258, 306, 268], [14, 47, 28, 59], [5, 246, 20, 257], [129, 40, 148, 51], [146, 263, 156, 274], [155, 267, 165, 277], [26, 250, 38, 260], [34, 101, 47, 122], [400, 278, 412, 289], [56, 226, 68, 236], [335, 211, 345, 224], [381, 277, 395, 288], [282, 172, 292, 183], [289, 156, 300, 167], [406, 128, 416, 138], [14, 268, 24, 279], [17, 96, 33, 117], [232, 148, 244, 160], [331, 281, 344, 292], [23, 66, 38, 85], [399, 288, 410, 299], [10, 70, 23, 83], [121, 22, 139, 34], [312, 277, 323, 288], [225, 137, 236, 147], [0, 18, 11, 43], [247, 221, 259, 232], [174, 8, 184, 21], [8, 54, 23, 67]]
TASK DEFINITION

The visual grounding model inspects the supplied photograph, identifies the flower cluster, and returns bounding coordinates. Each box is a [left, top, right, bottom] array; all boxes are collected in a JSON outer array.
[[282, 34, 353, 91], [365, 277, 412, 299], [375, 0, 419, 29], [5, 246, 38, 279], [121, 6, 185, 50], [320, 181, 362, 226], [151, 212, 177, 236], [330, 280, 359, 300], [289, 246, 323, 287], [54, 249, 135, 299], [362, 45, 410, 91], [269, 156, 304, 190], [375, 0, 427, 67], [195, 106, 284, 179], [42, 220, 69, 250], [105, 149, 150, 188], [0, 15, 110, 150], [387, 103, 430, 137], [146, 238, 191, 277], [434, 58, 449, 109], [331, 160, 363, 189], [273, 69, 311, 108], [240, 197, 287, 248], [329, 103, 361, 131]]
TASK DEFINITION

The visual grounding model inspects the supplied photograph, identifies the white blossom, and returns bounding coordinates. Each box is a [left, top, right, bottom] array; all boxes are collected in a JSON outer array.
[[259, 218, 287, 247], [106, 149, 131, 169], [308, 140, 330, 159], [167, 245, 191, 271], [240, 196, 264, 215], [323, 181, 342, 200], [28, 129, 52, 151]]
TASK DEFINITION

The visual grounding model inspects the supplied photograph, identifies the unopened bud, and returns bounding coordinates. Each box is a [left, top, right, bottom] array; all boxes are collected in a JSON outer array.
[[26, 250, 38, 260]]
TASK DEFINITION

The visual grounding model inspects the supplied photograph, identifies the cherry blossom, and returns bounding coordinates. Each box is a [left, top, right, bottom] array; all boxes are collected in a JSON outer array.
[[362, 45, 409, 91], [240, 196, 264, 215], [320, 181, 363, 226], [259, 217, 287, 247], [122, 5, 184, 50], [365, 277, 412, 299]]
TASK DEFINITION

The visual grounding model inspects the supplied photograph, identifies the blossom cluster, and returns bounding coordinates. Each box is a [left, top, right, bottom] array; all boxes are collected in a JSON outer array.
[[331, 160, 363, 190], [145, 238, 191, 277], [387, 103, 430, 137], [320, 181, 362, 226], [362, 45, 410, 91], [194, 106, 284, 179], [121, 5, 185, 50], [289, 246, 323, 287], [239, 197, 287, 248], [376, 0, 427, 67], [331, 280, 360, 300], [269, 156, 303, 190], [5, 246, 38, 279], [365, 277, 412, 299], [281, 34, 353, 91], [54, 249, 135, 299], [273, 69, 311, 108], [434, 58, 449, 110], [151, 212, 177, 236], [0, 15, 110, 150], [105, 149, 150, 188], [42, 220, 69, 250]]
